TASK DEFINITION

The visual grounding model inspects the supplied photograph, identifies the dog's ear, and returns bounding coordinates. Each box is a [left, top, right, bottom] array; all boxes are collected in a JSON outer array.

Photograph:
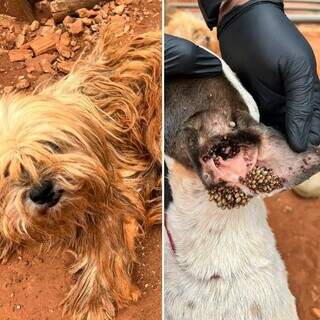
[[164, 154, 176, 171], [182, 127, 203, 177]]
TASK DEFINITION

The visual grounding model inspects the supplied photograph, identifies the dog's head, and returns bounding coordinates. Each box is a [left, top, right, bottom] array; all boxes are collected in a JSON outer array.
[[0, 92, 112, 242], [165, 74, 320, 209]]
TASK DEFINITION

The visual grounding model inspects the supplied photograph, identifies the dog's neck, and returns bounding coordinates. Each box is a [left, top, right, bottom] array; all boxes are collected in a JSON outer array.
[[166, 158, 276, 282]]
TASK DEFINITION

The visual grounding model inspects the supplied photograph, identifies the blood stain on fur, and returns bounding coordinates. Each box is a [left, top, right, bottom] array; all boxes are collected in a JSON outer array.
[[210, 274, 220, 280], [187, 301, 196, 309]]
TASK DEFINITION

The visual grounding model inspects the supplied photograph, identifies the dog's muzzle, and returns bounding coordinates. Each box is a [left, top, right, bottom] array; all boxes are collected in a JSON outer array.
[[28, 180, 63, 208]]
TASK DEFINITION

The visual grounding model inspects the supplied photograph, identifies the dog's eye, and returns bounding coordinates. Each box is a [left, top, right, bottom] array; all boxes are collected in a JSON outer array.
[[20, 164, 30, 181], [41, 141, 61, 153], [3, 162, 10, 178]]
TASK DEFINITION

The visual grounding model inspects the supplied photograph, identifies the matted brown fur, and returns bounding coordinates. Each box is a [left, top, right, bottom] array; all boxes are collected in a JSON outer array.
[[0, 27, 161, 320]]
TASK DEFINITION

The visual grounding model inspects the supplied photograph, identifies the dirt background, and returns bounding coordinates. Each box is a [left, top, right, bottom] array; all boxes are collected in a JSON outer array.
[[0, 1, 161, 320]]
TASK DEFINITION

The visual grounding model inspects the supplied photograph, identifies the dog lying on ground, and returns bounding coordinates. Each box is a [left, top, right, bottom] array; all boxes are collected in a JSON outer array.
[[0, 29, 161, 320], [164, 51, 320, 319]]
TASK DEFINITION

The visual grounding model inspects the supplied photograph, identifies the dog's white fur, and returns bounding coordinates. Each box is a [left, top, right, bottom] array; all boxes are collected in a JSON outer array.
[[164, 55, 298, 320]]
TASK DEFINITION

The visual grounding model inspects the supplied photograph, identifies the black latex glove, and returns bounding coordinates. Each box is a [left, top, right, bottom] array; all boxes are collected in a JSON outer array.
[[217, 0, 320, 152], [165, 34, 222, 78], [198, 0, 222, 30]]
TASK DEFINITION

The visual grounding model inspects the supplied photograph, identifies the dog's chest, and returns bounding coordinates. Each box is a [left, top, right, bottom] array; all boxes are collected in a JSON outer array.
[[165, 196, 297, 320], [167, 196, 278, 278]]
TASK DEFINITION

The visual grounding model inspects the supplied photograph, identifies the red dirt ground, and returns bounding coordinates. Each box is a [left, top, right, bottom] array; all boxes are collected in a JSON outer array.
[[0, 1, 161, 320]]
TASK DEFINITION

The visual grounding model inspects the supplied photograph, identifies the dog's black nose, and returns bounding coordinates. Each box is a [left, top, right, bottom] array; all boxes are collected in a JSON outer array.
[[29, 181, 62, 207]]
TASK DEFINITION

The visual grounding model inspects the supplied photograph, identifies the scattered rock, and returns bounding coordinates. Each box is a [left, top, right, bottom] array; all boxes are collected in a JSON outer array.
[[38, 26, 56, 37], [68, 20, 84, 35], [72, 45, 81, 52], [45, 18, 55, 26], [62, 16, 74, 28], [102, 3, 111, 12], [56, 32, 71, 58], [312, 289, 320, 302], [114, 4, 125, 15], [0, 49, 8, 55], [29, 20, 40, 32], [109, 15, 126, 34], [57, 61, 73, 74], [83, 35, 94, 43], [91, 24, 99, 32], [312, 307, 320, 319], [283, 205, 293, 214], [76, 8, 98, 18], [59, 32, 71, 47], [26, 53, 56, 73], [35, 0, 50, 12], [82, 18, 92, 26], [16, 78, 30, 90], [100, 9, 109, 19], [0, 14, 16, 29], [40, 58, 55, 73], [70, 39, 77, 47], [8, 49, 33, 62], [124, 24, 130, 34], [15, 33, 25, 49], [84, 27, 92, 35], [3, 86, 15, 94]]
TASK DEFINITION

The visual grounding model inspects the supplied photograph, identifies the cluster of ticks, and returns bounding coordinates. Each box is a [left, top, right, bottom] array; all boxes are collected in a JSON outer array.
[[204, 136, 284, 209]]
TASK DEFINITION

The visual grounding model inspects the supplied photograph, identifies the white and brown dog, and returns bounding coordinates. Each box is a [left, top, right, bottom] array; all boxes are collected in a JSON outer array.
[[164, 52, 319, 319]]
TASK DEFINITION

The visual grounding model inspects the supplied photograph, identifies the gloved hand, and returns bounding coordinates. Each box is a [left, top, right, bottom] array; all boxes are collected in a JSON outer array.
[[217, 1, 320, 152], [165, 34, 222, 78]]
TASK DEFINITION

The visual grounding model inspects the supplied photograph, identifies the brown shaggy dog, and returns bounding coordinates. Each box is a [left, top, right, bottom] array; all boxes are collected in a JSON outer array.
[[0, 29, 161, 319], [166, 11, 220, 54]]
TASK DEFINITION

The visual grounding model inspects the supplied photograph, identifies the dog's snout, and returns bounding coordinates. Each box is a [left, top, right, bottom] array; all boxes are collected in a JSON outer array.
[[29, 180, 62, 207]]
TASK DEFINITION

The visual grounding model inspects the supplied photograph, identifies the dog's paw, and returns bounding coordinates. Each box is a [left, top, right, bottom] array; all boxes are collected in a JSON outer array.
[[63, 298, 116, 320], [86, 303, 116, 320], [130, 285, 142, 302]]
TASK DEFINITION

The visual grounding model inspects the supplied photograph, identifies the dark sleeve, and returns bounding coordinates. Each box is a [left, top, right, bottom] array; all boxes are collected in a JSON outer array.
[[198, 0, 284, 30], [198, 0, 222, 30], [165, 34, 222, 78]]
